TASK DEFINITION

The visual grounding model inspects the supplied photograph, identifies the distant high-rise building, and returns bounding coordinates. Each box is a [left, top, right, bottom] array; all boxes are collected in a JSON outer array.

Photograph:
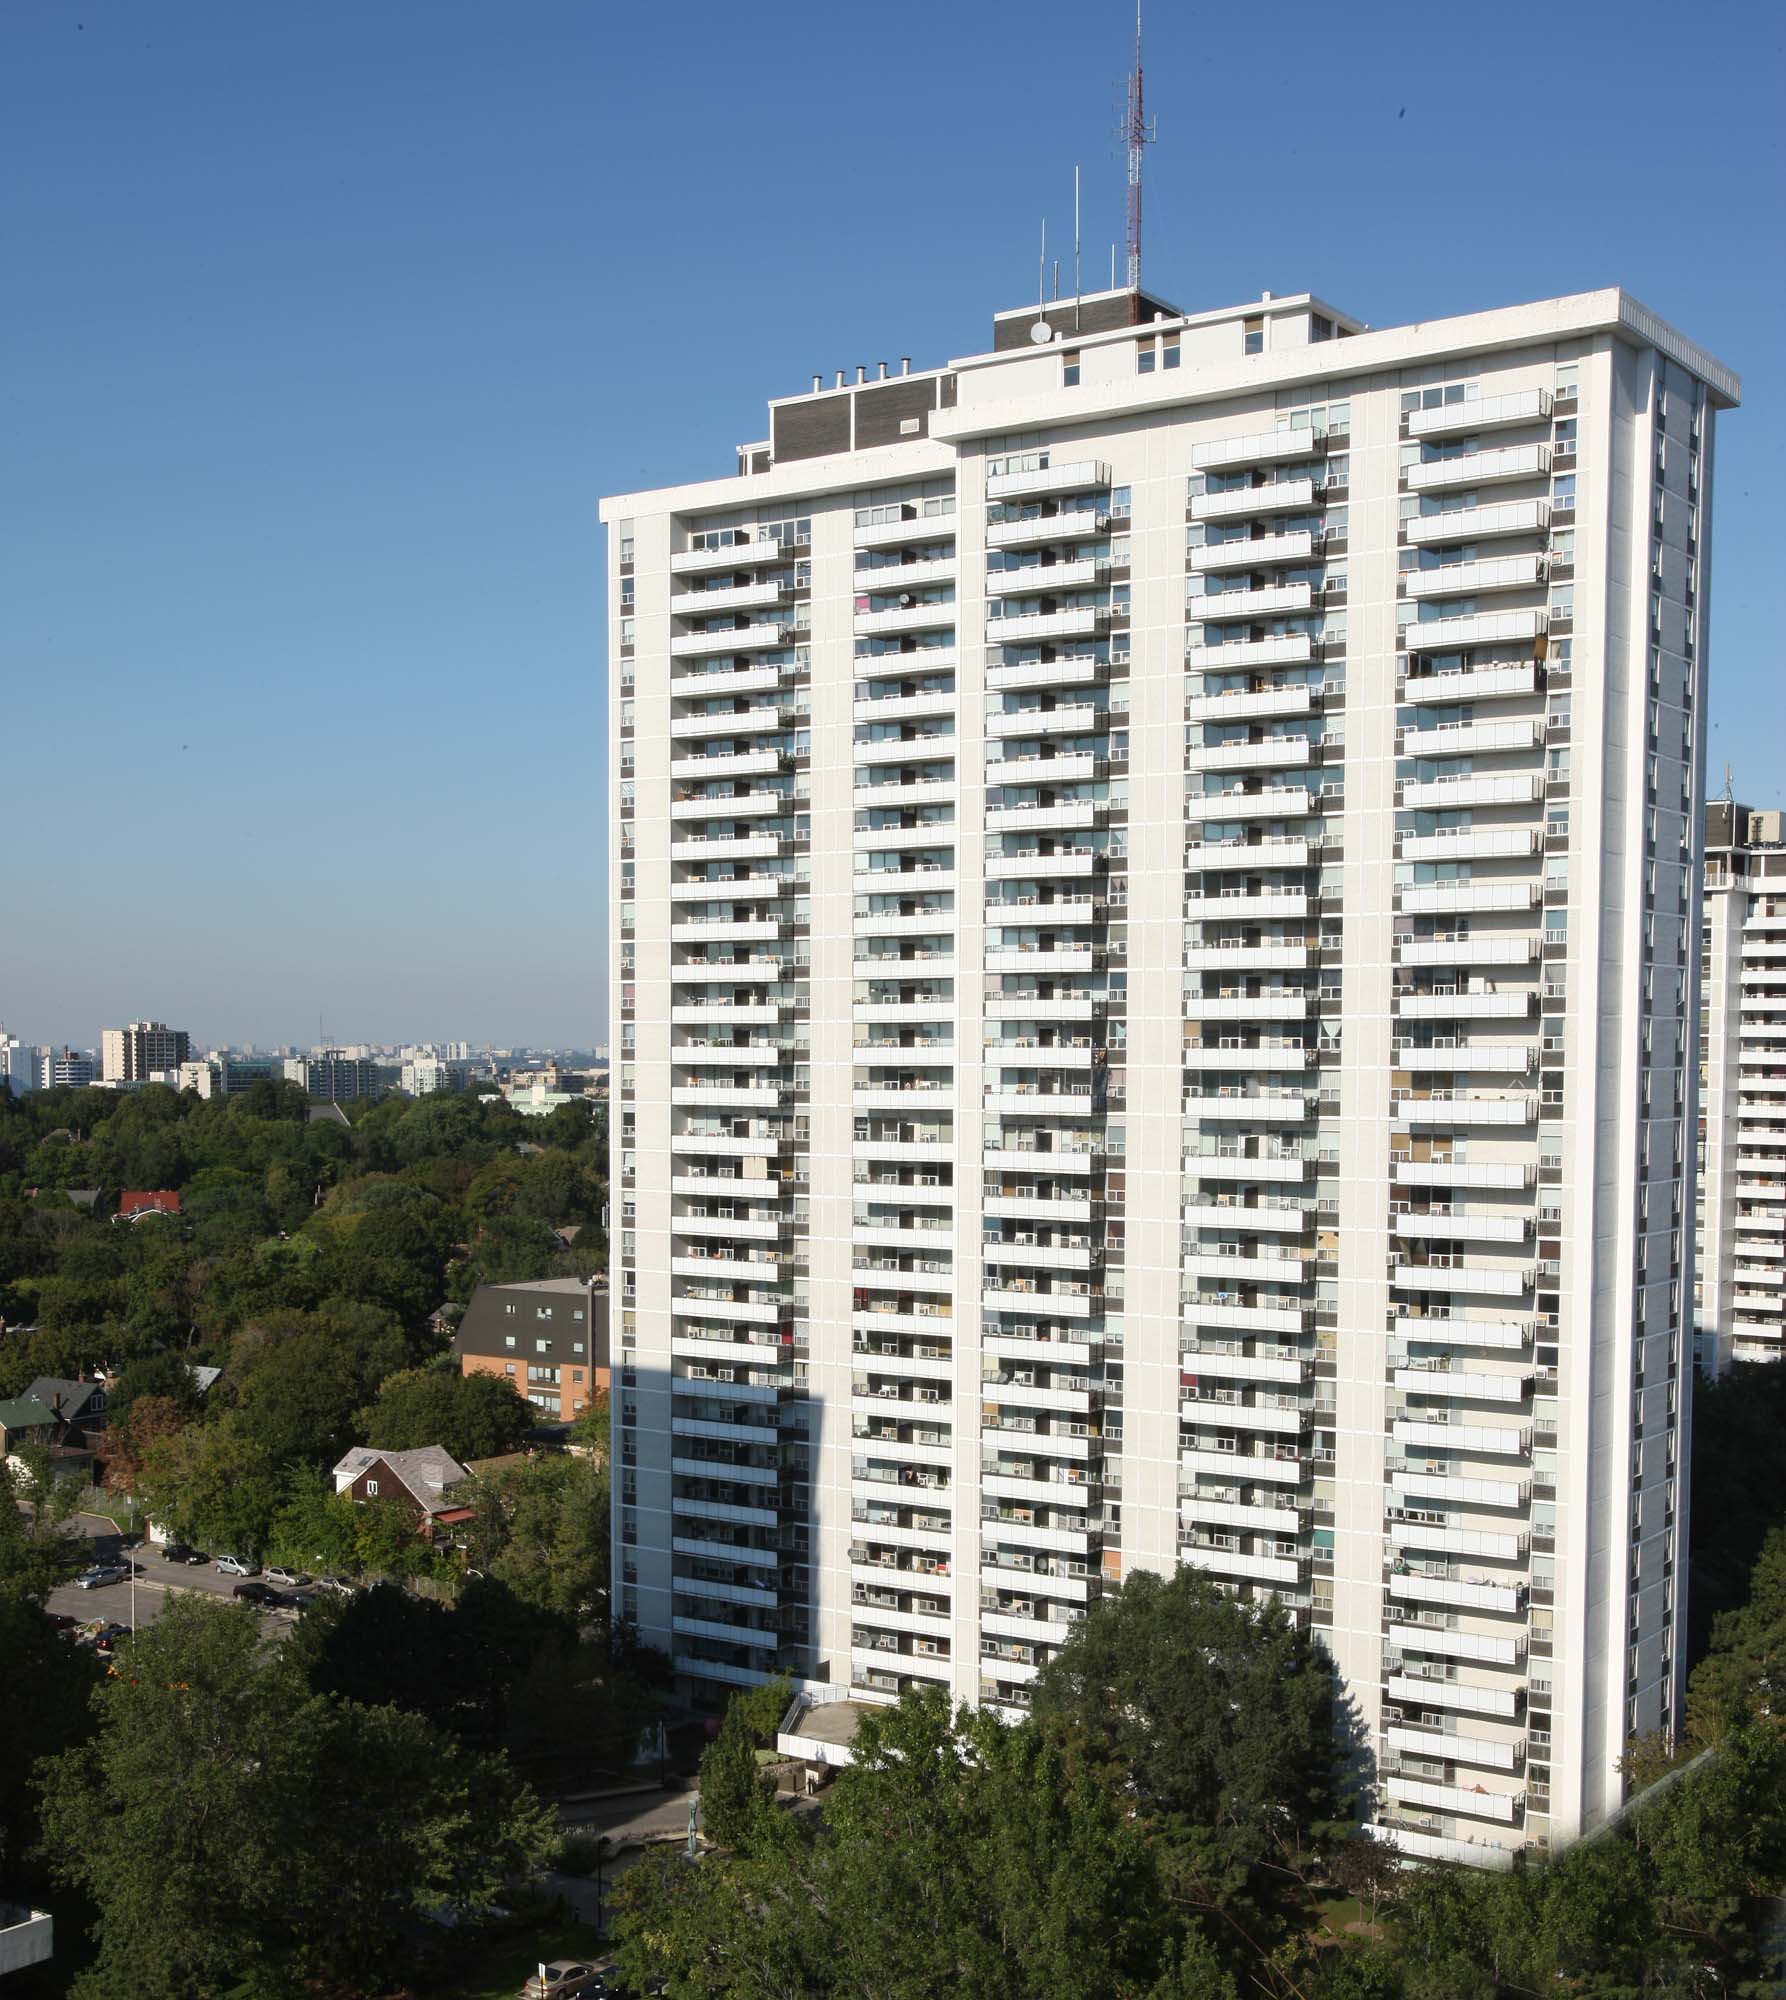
[[101, 1021, 191, 1083], [39, 1047, 96, 1090], [0, 1024, 29, 1095], [287, 1051, 382, 1103], [605, 279, 1738, 1868], [1695, 801, 1786, 1375]]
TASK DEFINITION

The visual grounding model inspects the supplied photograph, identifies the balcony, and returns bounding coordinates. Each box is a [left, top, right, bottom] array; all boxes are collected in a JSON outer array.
[[985, 458, 1110, 502], [1392, 1093, 1536, 1128], [668, 622, 791, 659], [1395, 989, 1534, 1021], [1391, 1316, 1531, 1353], [1192, 477, 1320, 522], [1385, 1672, 1521, 1720], [1193, 428, 1326, 473], [1179, 1493, 1303, 1533], [853, 556, 957, 593], [1393, 1415, 1530, 1456], [1186, 735, 1313, 772], [1179, 1346, 1309, 1384], [670, 705, 787, 741], [1393, 1208, 1532, 1245], [1181, 1394, 1307, 1437], [1183, 891, 1308, 921], [983, 1285, 1094, 1318], [670, 660, 785, 698], [1405, 554, 1545, 601], [1184, 635, 1314, 672], [985, 657, 1105, 693], [1387, 1623, 1524, 1668], [985, 508, 1109, 549], [1189, 529, 1315, 573], [670, 535, 782, 575], [1403, 608, 1545, 654], [853, 689, 957, 724], [1184, 1150, 1309, 1182], [1192, 784, 1315, 820], [1400, 826, 1539, 863], [672, 578, 787, 617], [987, 606, 1107, 644], [670, 748, 784, 781], [1185, 835, 1310, 870], [1180, 1543, 1308, 1586], [1183, 684, 1312, 724], [986, 701, 1102, 740], [1180, 1444, 1304, 1486], [1394, 1159, 1534, 1191], [1388, 1571, 1526, 1616], [1384, 1776, 1522, 1826], [855, 602, 957, 638], [984, 944, 1095, 972], [1398, 881, 1541, 917], [1183, 1089, 1312, 1122], [670, 1083, 784, 1109], [1183, 942, 1308, 972], [1386, 1723, 1521, 1774], [1407, 387, 1551, 440], [1400, 719, 1538, 762], [986, 558, 1106, 596], [1190, 581, 1314, 620], [669, 831, 785, 861], [1398, 772, 1544, 811], [1405, 498, 1549, 546], [1401, 662, 1539, 705], [1405, 443, 1549, 492], [854, 512, 958, 551]]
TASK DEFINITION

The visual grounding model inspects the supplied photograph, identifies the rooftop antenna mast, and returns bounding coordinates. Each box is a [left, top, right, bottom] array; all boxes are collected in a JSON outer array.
[[1122, 0, 1157, 306]]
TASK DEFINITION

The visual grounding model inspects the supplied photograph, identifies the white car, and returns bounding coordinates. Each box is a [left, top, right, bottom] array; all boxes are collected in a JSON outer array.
[[76, 1563, 129, 1590], [215, 1555, 260, 1578], [265, 1567, 311, 1588]]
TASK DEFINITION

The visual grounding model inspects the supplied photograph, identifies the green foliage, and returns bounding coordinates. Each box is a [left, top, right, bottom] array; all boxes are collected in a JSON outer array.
[[104, 1349, 205, 1425], [697, 1694, 778, 1853], [455, 1449, 610, 1620], [361, 1363, 536, 1461], [33, 1594, 556, 1999]]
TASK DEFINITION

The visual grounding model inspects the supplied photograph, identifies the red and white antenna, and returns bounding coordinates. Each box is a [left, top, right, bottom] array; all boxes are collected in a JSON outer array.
[[1122, 0, 1157, 303]]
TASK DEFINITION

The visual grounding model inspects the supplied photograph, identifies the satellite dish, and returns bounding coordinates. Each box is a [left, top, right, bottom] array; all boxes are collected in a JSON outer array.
[[1029, 319, 1055, 345]]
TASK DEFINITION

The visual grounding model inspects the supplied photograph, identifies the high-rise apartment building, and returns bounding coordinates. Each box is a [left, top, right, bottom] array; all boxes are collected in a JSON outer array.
[[1695, 801, 1786, 1375], [101, 1020, 191, 1082], [603, 282, 1737, 1868]]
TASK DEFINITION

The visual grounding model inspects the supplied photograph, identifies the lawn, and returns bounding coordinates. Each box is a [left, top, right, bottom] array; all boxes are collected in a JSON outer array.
[[425, 1916, 609, 2000]]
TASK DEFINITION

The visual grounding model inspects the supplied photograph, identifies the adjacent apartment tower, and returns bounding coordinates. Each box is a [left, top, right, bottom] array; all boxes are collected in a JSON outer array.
[[603, 283, 1738, 1869], [1696, 801, 1786, 1375], [100, 1020, 190, 1082]]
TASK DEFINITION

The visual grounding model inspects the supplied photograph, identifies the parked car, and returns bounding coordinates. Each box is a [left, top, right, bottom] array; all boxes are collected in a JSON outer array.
[[315, 1574, 357, 1596], [264, 1567, 311, 1588], [45, 1612, 78, 1632], [87, 1622, 128, 1653], [76, 1563, 130, 1589], [520, 1962, 610, 2000], [231, 1581, 279, 1606], [215, 1555, 260, 1578], [160, 1543, 207, 1565], [287, 1589, 319, 1612]]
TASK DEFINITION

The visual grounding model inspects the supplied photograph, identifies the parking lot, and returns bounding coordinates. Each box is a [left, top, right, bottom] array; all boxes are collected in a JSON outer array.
[[44, 1514, 306, 1635]]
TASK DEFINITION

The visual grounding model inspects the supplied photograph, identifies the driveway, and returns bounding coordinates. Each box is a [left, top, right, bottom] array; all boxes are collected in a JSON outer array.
[[44, 1513, 301, 1635]]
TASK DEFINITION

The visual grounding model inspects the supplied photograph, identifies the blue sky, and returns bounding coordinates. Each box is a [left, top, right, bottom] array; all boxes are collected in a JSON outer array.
[[3, 0, 1780, 1049]]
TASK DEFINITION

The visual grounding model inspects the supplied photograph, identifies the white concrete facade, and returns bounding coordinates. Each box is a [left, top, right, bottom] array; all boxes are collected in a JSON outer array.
[[1696, 804, 1786, 1375], [602, 284, 1738, 1866]]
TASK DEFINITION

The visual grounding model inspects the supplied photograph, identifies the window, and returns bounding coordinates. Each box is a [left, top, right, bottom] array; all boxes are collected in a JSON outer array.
[[504, 1363, 516, 1375], [1062, 351, 1080, 387], [1243, 317, 1264, 356], [504, 1334, 517, 1349], [365, 1479, 379, 1497], [1162, 338, 1181, 370], [536, 1339, 550, 1354], [1137, 342, 1156, 375]]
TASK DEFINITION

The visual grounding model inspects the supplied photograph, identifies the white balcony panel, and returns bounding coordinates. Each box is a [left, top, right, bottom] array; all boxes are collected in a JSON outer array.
[[986, 701, 1101, 739], [671, 662, 784, 697], [1185, 837, 1310, 870], [1388, 1572, 1524, 1615], [1396, 937, 1537, 968], [1183, 684, 1312, 723], [1189, 529, 1315, 572], [668, 622, 790, 659], [1395, 1043, 1534, 1074], [1181, 996, 1311, 1022], [1400, 662, 1539, 705], [1177, 1346, 1308, 1384], [1405, 554, 1545, 601], [985, 946, 1095, 972], [1392, 1470, 1529, 1509], [1386, 1724, 1521, 1772], [853, 690, 958, 724], [1391, 1317, 1532, 1352], [670, 706, 786, 741], [1394, 1417, 1529, 1456], [985, 558, 1106, 596], [1385, 1672, 1521, 1720], [1385, 1777, 1520, 1825], [990, 749, 1097, 782], [1186, 735, 1313, 771], [985, 458, 1110, 501], [985, 509, 1109, 549], [1388, 1624, 1523, 1667], [1185, 629, 1316, 671], [855, 603, 957, 638], [1197, 582, 1317, 625], [1180, 1544, 1306, 1586], [1393, 1095, 1535, 1128], [1192, 478, 1319, 522], [1400, 828, 1540, 862], [1405, 498, 1549, 546], [670, 536, 782, 575], [987, 607, 1106, 643], [1184, 1152, 1308, 1183], [1405, 443, 1549, 492], [669, 790, 786, 821], [1181, 1396, 1306, 1436], [985, 658, 1104, 693], [1400, 719, 1539, 759], [853, 557, 957, 592], [1183, 944, 1308, 971], [984, 848, 1098, 880], [673, 578, 786, 617], [1394, 1160, 1534, 1190], [1178, 1493, 1303, 1533], [1404, 608, 1545, 653], [854, 513, 959, 551], [1192, 784, 1316, 819], [1395, 990, 1536, 1021], [1389, 1521, 1526, 1562], [669, 832, 784, 860], [1184, 1091, 1311, 1123], [1194, 427, 1328, 472], [1407, 387, 1551, 440], [1180, 1445, 1304, 1486], [1393, 1210, 1531, 1246]]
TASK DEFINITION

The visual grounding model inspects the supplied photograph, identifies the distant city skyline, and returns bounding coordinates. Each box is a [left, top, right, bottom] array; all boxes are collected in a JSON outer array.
[[4, 2, 1778, 1045]]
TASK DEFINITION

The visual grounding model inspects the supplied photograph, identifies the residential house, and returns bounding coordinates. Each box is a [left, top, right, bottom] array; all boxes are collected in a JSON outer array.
[[331, 1445, 473, 1539], [116, 1190, 181, 1223], [25, 1377, 107, 1440]]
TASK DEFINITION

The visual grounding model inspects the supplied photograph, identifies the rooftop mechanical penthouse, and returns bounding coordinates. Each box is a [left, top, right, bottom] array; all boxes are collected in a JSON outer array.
[[602, 281, 1739, 1869]]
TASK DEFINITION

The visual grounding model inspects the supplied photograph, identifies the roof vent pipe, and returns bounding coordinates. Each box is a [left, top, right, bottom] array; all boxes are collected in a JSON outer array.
[[900, 356, 911, 375], [812, 373, 822, 393], [877, 360, 888, 380], [856, 365, 866, 384], [835, 370, 846, 389]]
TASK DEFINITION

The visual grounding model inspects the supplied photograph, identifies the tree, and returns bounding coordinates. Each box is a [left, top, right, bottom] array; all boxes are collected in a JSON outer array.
[[360, 1364, 534, 1461], [137, 1415, 282, 1555], [456, 1450, 610, 1621], [698, 1691, 778, 1853], [1329, 1833, 1402, 1926], [228, 1307, 406, 1467], [1030, 1566, 1338, 1878], [102, 1392, 188, 1500], [104, 1351, 205, 1427], [34, 1594, 555, 1999]]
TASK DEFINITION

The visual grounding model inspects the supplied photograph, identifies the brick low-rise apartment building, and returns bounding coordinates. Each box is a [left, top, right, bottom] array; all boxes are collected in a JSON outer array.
[[453, 1276, 609, 1421]]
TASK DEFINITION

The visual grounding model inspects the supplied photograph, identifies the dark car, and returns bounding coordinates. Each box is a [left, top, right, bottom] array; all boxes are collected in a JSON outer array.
[[160, 1543, 207, 1565], [44, 1612, 78, 1633], [287, 1589, 319, 1612], [231, 1581, 280, 1607]]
